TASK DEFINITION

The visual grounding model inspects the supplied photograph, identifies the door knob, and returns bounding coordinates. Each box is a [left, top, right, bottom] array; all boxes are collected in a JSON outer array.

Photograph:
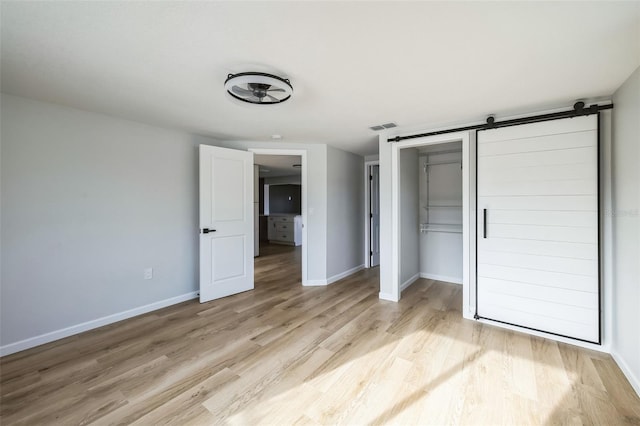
[[202, 228, 216, 234]]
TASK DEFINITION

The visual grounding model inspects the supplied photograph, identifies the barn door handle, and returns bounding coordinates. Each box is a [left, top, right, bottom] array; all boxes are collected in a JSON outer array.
[[483, 209, 487, 239], [202, 228, 216, 234]]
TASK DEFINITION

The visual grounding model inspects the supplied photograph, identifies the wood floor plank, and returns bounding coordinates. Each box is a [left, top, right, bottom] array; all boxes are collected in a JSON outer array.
[[1, 243, 639, 425]]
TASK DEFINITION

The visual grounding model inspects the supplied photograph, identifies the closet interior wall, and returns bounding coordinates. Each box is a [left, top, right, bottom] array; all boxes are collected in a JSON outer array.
[[418, 142, 463, 284]]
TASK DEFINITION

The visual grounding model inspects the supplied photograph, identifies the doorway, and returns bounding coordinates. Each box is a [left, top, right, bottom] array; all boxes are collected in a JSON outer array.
[[251, 149, 308, 285], [389, 132, 473, 314], [366, 162, 380, 268]]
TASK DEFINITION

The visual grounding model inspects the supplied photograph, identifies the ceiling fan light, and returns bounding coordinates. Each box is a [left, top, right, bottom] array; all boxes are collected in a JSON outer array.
[[224, 72, 293, 105]]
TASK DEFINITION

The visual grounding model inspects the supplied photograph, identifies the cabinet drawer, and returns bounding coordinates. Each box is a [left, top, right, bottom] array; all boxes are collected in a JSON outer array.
[[271, 229, 294, 242], [269, 216, 293, 223], [275, 222, 291, 232]]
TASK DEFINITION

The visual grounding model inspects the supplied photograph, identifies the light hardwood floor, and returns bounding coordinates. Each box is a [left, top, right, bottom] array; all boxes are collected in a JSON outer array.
[[1, 244, 639, 425]]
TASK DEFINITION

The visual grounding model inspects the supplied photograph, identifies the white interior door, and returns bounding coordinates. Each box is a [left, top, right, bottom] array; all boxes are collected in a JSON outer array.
[[199, 145, 254, 303], [476, 115, 600, 343], [370, 165, 381, 267]]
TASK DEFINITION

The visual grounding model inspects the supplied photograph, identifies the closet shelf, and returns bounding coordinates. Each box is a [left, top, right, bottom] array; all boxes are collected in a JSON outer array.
[[419, 223, 463, 234], [423, 204, 462, 209]]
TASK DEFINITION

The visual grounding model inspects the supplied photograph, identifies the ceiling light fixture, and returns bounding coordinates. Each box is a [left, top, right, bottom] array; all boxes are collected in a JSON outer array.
[[225, 72, 293, 105]]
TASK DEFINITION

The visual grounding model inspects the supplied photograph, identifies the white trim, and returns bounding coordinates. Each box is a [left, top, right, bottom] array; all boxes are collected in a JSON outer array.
[[327, 264, 365, 285], [477, 317, 610, 353], [390, 132, 471, 302], [611, 350, 640, 397], [0, 291, 198, 357], [464, 133, 475, 320], [419, 272, 463, 285], [248, 148, 309, 285], [364, 160, 379, 268], [379, 292, 399, 302], [400, 273, 420, 292], [464, 132, 477, 320]]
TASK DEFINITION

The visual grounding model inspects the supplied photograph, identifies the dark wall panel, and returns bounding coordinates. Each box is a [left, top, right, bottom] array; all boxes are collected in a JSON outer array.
[[269, 184, 301, 214]]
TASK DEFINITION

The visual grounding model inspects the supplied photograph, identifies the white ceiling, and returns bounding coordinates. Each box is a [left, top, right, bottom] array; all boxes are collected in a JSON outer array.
[[1, 2, 639, 155], [254, 154, 301, 178]]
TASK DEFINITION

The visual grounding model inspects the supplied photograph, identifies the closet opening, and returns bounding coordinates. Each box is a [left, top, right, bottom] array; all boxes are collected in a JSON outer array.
[[418, 142, 463, 282], [390, 132, 473, 315]]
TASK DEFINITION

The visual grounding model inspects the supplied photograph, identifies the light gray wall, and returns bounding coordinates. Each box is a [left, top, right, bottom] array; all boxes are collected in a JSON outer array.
[[327, 146, 364, 278], [1, 94, 204, 347], [400, 148, 419, 287], [611, 66, 640, 394], [0, 94, 336, 351]]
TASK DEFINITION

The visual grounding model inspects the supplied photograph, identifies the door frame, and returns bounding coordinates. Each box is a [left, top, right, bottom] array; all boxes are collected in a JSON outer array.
[[390, 131, 474, 313], [364, 160, 379, 268], [249, 148, 308, 285]]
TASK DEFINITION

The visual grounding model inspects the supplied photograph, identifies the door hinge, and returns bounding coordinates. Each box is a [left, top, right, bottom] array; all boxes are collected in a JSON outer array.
[[370, 213, 373, 218], [370, 175, 373, 180], [370, 251, 373, 256]]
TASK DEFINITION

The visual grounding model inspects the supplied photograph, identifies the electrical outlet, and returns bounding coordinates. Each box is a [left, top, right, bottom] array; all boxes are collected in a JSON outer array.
[[144, 268, 153, 280]]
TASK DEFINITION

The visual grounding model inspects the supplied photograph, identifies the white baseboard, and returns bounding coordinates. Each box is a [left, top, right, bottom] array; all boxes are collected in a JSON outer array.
[[304, 265, 365, 286], [327, 264, 364, 285], [611, 349, 640, 397], [0, 291, 198, 357], [379, 292, 399, 302], [303, 279, 329, 286], [400, 273, 420, 292], [419, 272, 463, 285]]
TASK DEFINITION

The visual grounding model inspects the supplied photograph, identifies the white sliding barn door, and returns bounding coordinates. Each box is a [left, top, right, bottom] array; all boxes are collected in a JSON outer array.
[[476, 115, 600, 343], [200, 145, 254, 303]]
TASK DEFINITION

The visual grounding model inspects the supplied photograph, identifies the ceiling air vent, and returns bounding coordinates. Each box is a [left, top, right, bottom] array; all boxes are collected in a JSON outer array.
[[369, 122, 397, 131]]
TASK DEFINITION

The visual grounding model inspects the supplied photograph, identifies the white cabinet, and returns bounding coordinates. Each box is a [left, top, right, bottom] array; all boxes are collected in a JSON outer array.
[[268, 215, 302, 246]]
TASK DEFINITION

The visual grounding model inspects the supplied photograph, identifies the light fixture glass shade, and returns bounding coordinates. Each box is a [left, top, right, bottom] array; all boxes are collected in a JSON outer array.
[[225, 72, 293, 105]]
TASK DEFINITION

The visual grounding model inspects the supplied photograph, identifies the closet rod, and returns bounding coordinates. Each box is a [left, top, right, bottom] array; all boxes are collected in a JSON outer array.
[[387, 102, 613, 143], [423, 160, 461, 166]]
